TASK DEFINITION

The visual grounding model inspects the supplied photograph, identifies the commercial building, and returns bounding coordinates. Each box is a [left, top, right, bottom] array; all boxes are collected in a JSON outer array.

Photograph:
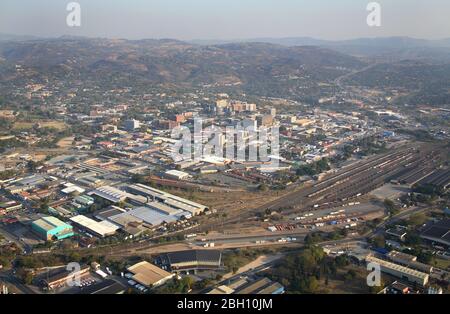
[[5, 175, 47, 193], [207, 285, 235, 294], [94, 206, 127, 221], [126, 261, 174, 288], [366, 255, 429, 286], [385, 225, 408, 241], [89, 185, 130, 204], [128, 183, 207, 215], [73, 195, 94, 207], [381, 281, 420, 294], [31, 216, 74, 241], [145, 201, 185, 216], [387, 251, 433, 273], [70, 215, 119, 238], [233, 278, 285, 294], [95, 207, 146, 236], [125, 206, 178, 226], [42, 265, 90, 290], [155, 250, 222, 273], [80, 279, 126, 294], [0, 199, 22, 214], [165, 169, 191, 180], [123, 119, 140, 131]]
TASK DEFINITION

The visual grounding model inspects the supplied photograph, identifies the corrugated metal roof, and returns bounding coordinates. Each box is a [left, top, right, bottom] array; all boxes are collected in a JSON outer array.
[[33, 216, 70, 231], [125, 207, 177, 226]]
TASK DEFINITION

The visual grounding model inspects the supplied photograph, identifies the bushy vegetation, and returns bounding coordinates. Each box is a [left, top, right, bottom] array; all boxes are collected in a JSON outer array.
[[154, 276, 194, 294], [266, 246, 361, 294], [296, 158, 330, 176]]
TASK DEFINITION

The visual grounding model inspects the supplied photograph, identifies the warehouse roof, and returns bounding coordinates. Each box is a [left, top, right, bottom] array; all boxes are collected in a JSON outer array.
[[387, 250, 417, 262], [80, 279, 126, 294], [130, 183, 208, 214], [95, 206, 127, 220], [207, 285, 235, 294], [166, 250, 222, 265], [89, 186, 129, 203], [165, 169, 191, 178], [32, 216, 70, 232], [234, 278, 282, 294], [146, 201, 183, 216], [421, 219, 450, 243], [125, 206, 177, 226], [127, 261, 173, 287], [108, 212, 143, 227], [366, 256, 429, 279], [70, 215, 118, 237]]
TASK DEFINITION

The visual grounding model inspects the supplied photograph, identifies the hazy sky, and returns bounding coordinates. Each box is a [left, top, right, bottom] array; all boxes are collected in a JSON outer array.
[[1, 0, 449, 40]]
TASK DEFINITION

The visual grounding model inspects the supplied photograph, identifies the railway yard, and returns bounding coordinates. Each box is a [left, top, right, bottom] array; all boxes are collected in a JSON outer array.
[[199, 142, 449, 235]]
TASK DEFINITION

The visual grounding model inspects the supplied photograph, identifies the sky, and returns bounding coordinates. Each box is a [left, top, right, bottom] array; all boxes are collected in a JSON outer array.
[[0, 0, 449, 40]]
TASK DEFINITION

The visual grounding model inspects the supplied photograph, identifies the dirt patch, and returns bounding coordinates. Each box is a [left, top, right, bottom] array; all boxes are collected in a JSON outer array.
[[57, 137, 75, 148]]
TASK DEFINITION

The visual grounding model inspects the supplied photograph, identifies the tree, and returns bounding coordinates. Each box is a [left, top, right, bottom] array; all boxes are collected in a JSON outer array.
[[408, 213, 427, 226], [181, 276, 194, 292], [373, 235, 386, 248], [307, 276, 319, 293], [405, 233, 421, 246], [384, 199, 399, 215], [344, 269, 357, 282]]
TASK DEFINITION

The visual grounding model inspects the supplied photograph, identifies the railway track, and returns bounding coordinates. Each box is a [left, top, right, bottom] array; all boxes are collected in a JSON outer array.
[[217, 144, 443, 227]]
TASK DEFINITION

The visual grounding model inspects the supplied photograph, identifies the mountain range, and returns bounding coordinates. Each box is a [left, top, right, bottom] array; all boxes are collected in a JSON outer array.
[[0, 35, 450, 105]]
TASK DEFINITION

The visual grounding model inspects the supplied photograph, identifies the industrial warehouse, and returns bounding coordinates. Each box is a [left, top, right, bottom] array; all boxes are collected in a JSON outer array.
[[127, 183, 208, 215], [126, 261, 175, 288], [31, 216, 74, 241], [420, 219, 450, 247], [155, 250, 223, 273], [40, 265, 91, 290], [208, 277, 285, 295], [366, 255, 430, 286]]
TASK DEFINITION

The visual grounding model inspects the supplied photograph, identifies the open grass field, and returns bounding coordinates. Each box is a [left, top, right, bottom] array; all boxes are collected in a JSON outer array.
[[13, 120, 67, 131]]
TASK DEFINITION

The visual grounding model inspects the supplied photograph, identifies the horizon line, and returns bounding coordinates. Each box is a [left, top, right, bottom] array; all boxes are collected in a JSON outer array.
[[1, 32, 450, 43]]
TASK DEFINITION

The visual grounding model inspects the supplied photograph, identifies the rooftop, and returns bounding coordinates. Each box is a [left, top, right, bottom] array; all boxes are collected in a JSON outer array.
[[127, 261, 173, 287], [366, 255, 429, 280], [421, 219, 450, 244], [166, 250, 222, 265], [70, 215, 118, 237], [32, 216, 71, 232]]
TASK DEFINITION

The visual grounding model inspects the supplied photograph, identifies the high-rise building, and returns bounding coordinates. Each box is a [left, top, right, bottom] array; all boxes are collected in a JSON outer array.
[[123, 119, 140, 131]]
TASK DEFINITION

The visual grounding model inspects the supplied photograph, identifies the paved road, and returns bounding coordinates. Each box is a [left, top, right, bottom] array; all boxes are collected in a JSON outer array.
[[0, 270, 36, 294]]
